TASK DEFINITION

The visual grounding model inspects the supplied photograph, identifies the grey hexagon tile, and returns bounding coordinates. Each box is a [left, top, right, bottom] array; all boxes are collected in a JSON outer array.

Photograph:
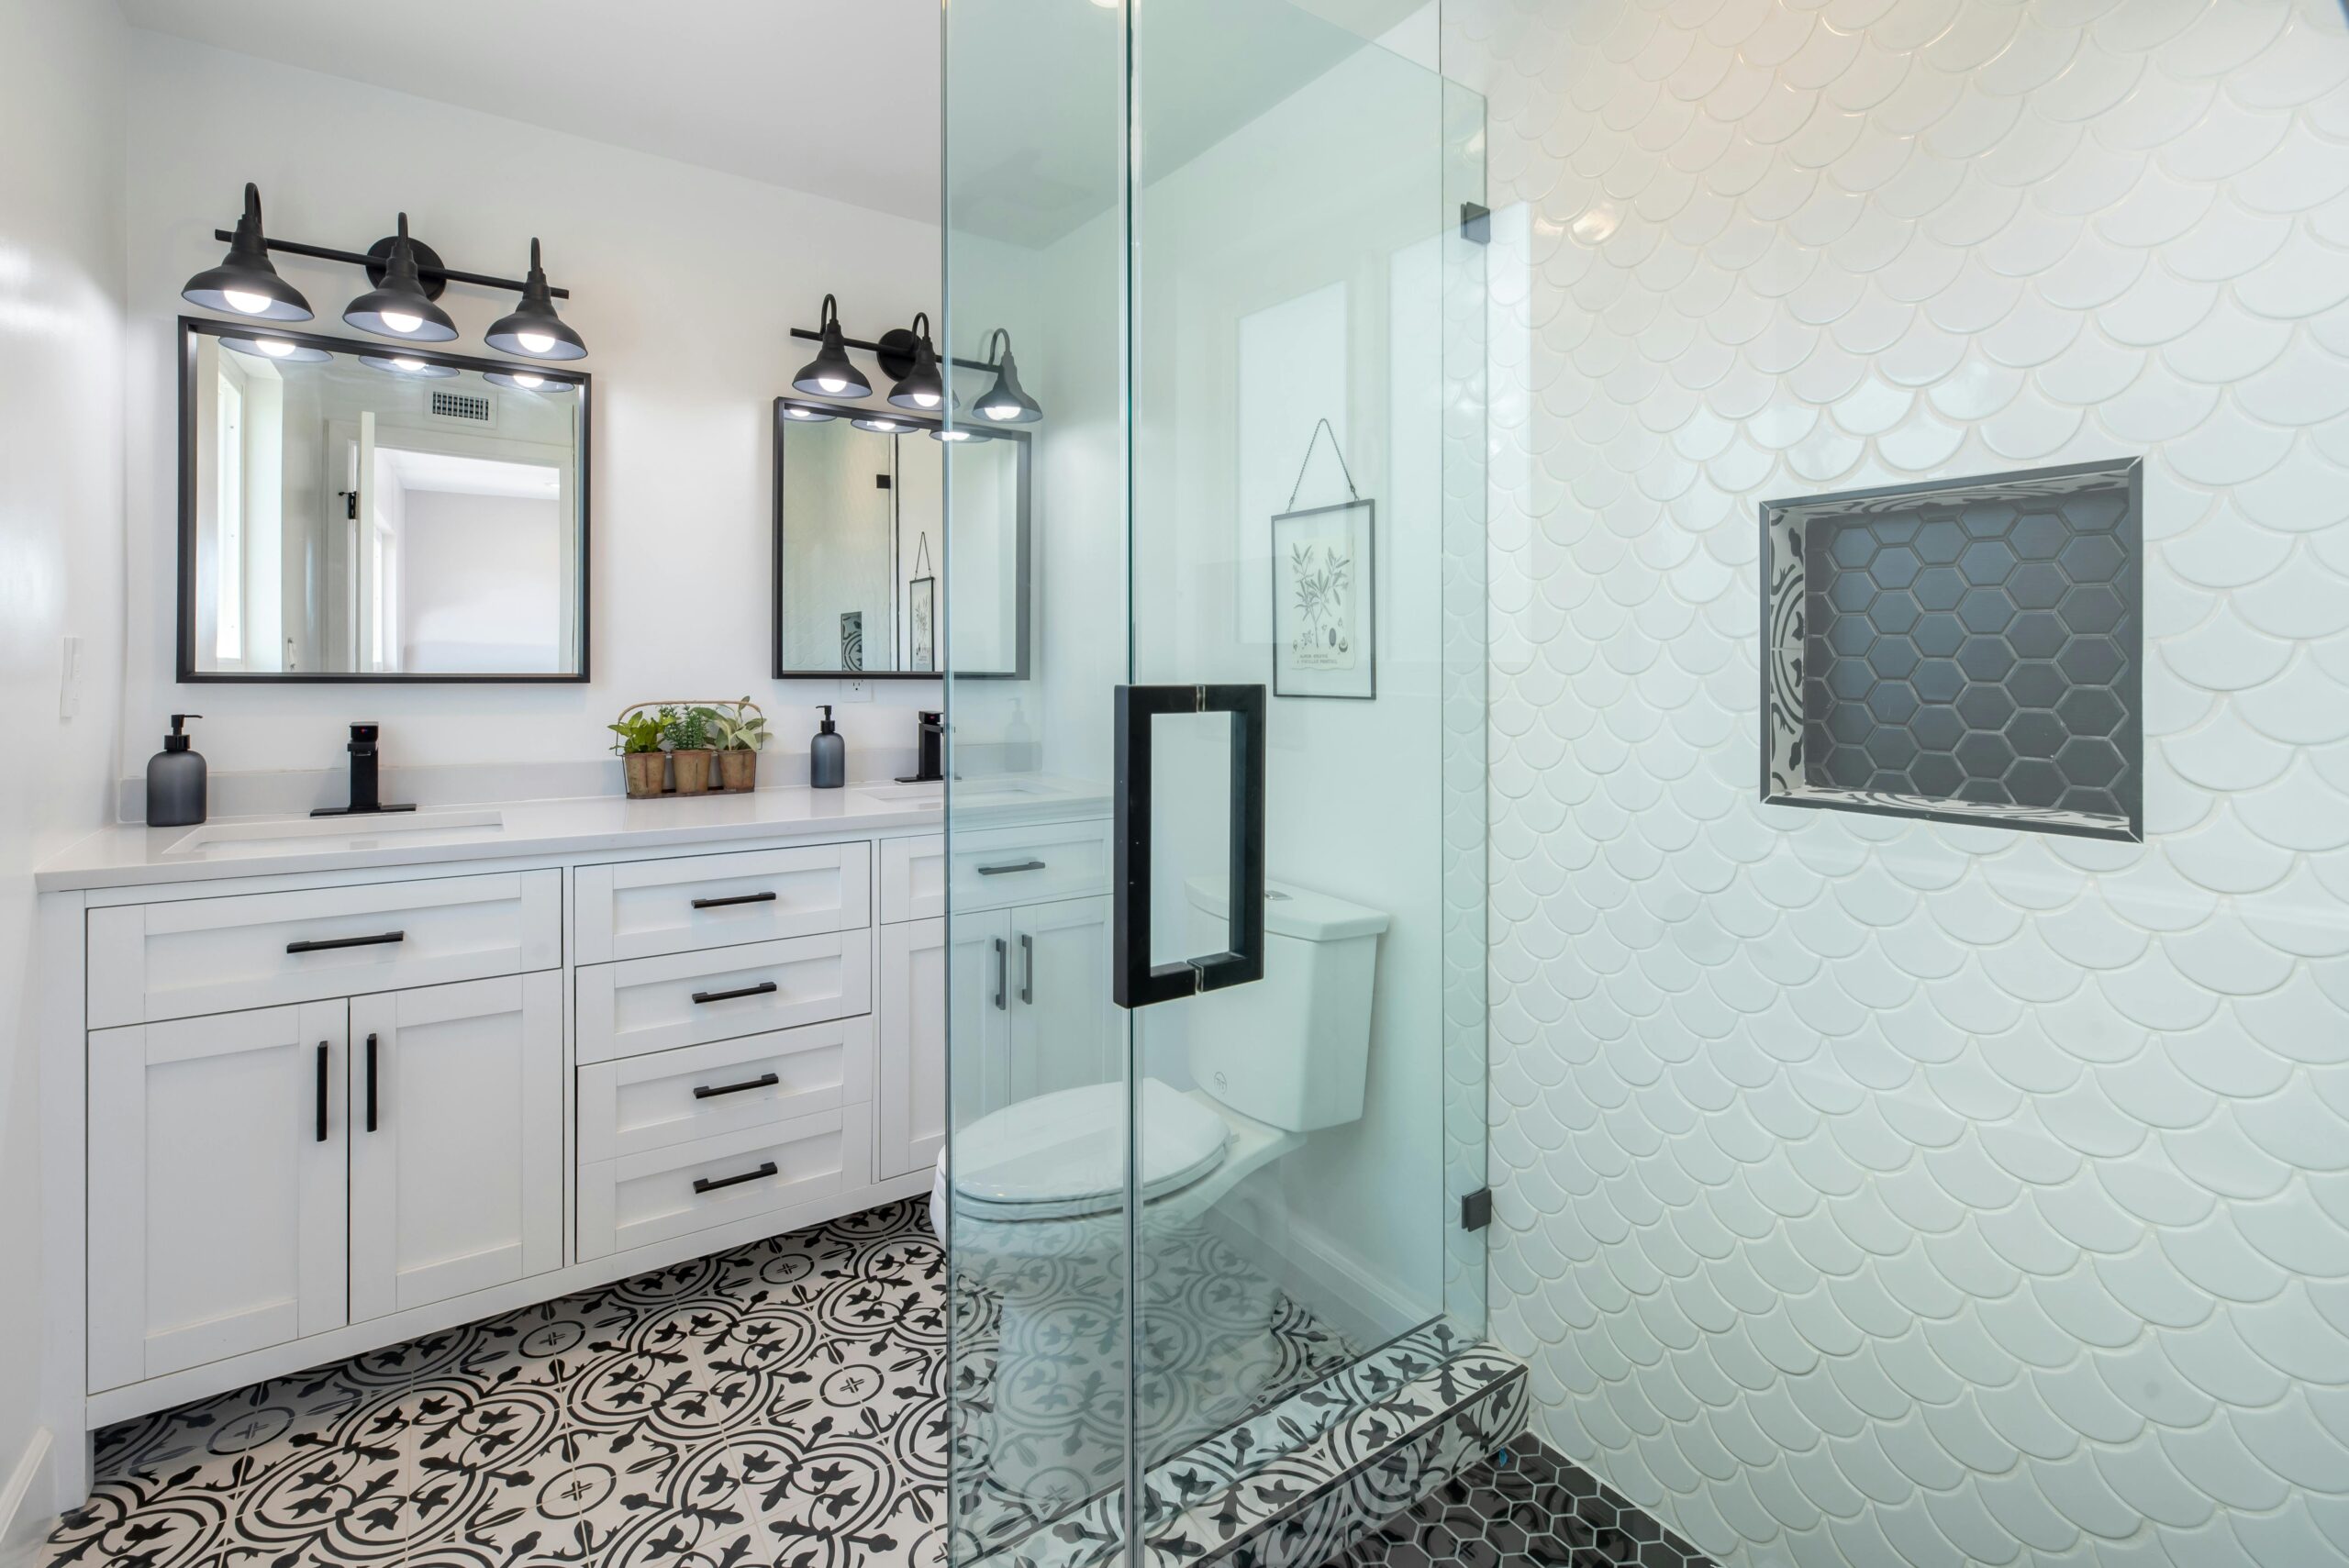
[[1764, 458, 2143, 840]]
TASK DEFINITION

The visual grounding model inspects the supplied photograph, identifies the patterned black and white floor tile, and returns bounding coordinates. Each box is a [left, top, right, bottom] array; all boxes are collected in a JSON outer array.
[[44, 1200, 1367, 1568], [1326, 1435, 1720, 1568]]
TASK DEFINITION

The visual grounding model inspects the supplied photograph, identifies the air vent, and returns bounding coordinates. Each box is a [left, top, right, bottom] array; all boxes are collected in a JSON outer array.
[[427, 389, 495, 428]]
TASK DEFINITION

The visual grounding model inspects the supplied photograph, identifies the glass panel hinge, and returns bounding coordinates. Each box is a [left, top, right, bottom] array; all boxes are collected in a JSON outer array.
[[1461, 1187, 1492, 1231]]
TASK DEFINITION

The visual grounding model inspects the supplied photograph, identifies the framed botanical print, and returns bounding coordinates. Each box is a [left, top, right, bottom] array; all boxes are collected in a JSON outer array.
[[908, 576, 936, 673], [1271, 498, 1375, 700]]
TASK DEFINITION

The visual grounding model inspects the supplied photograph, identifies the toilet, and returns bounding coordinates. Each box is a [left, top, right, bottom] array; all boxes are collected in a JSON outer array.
[[933, 874, 1388, 1505]]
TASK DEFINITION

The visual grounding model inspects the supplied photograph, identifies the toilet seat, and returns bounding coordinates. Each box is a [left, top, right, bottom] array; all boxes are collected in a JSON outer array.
[[952, 1079, 1230, 1221]]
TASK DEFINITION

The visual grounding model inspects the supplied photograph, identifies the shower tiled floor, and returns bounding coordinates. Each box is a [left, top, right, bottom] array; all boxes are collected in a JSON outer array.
[[43, 1199, 1361, 1568]]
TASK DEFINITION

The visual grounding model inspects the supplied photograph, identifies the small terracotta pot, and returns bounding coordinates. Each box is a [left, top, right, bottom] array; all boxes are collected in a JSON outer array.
[[622, 751, 665, 799], [718, 751, 758, 793], [670, 749, 717, 795]]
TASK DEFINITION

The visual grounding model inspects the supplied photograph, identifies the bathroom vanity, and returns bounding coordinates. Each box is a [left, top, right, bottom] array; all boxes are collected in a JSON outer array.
[[33, 778, 1109, 1496]]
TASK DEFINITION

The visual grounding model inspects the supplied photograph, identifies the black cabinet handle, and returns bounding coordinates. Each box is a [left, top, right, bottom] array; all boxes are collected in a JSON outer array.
[[287, 929, 406, 955], [315, 1042, 328, 1142], [976, 860, 1045, 876], [692, 980, 779, 1006], [993, 937, 1008, 1010], [692, 892, 778, 909], [364, 1033, 379, 1132], [1114, 684, 1266, 1008], [694, 1072, 781, 1100], [1019, 932, 1034, 1005], [694, 1161, 779, 1195]]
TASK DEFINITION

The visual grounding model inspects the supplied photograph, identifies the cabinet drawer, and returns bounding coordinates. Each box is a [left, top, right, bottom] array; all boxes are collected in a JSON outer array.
[[578, 1018, 874, 1164], [576, 1109, 872, 1262], [575, 929, 872, 1065], [88, 871, 562, 1029], [574, 845, 871, 963], [933, 820, 1114, 916], [879, 836, 945, 923]]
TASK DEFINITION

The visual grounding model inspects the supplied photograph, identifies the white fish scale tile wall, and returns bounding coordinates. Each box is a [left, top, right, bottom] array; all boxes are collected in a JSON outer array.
[[1444, 0, 2349, 1563]]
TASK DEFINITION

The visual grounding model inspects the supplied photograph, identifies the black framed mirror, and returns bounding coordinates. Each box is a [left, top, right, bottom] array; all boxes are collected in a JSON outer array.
[[176, 316, 591, 683], [771, 397, 1030, 680]]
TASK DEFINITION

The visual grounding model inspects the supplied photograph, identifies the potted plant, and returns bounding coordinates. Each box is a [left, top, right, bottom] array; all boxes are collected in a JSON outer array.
[[608, 708, 665, 799], [709, 699, 768, 793], [663, 705, 718, 795]]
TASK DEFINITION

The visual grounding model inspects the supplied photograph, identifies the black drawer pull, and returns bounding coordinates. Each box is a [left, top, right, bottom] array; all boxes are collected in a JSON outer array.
[[976, 860, 1045, 876], [692, 892, 778, 910], [692, 980, 779, 1006], [287, 929, 406, 954], [694, 1072, 781, 1100], [364, 1033, 379, 1132], [315, 1042, 329, 1142], [694, 1161, 779, 1195]]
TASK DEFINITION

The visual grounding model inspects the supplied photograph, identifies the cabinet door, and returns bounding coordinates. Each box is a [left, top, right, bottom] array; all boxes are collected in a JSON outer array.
[[1009, 896, 1119, 1103], [879, 912, 1008, 1179], [348, 973, 563, 1322], [88, 1003, 348, 1392]]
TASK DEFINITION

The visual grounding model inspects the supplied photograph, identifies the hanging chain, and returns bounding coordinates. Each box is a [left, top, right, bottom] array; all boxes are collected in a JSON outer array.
[[1285, 417, 1362, 510]]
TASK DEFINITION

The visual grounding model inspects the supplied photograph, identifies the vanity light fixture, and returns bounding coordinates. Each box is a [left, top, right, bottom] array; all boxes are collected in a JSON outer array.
[[886, 312, 949, 411], [852, 413, 910, 433], [222, 334, 330, 364], [792, 295, 873, 398], [782, 402, 839, 422], [343, 214, 459, 341], [484, 239, 587, 360], [977, 328, 1042, 423], [359, 353, 460, 379], [182, 183, 313, 321], [485, 369, 574, 393]]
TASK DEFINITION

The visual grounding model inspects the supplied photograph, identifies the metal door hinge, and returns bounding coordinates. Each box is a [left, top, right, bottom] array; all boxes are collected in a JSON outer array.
[[1461, 1187, 1492, 1231], [1460, 202, 1491, 245]]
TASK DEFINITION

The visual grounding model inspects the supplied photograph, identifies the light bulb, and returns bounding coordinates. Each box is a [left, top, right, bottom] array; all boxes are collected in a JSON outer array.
[[257, 339, 298, 358], [223, 288, 272, 316], [512, 372, 545, 389], [911, 391, 941, 408], [818, 375, 847, 394], [517, 330, 556, 354], [939, 428, 974, 441], [380, 309, 422, 334], [393, 357, 425, 372], [983, 403, 1019, 421]]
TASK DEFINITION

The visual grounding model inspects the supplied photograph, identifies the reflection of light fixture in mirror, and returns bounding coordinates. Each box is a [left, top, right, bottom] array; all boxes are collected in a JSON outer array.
[[852, 413, 908, 433], [484, 239, 587, 360], [792, 295, 872, 398], [783, 402, 838, 422], [360, 353, 459, 378], [184, 183, 314, 321], [223, 334, 330, 364], [976, 328, 1042, 423], [343, 214, 458, 340], [886, 313, 948, 411], [484, 369, 573, 393], [931, 426, 990, 442]]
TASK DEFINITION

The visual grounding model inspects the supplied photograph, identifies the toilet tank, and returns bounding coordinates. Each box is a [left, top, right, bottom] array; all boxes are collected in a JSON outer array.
[[1182, 876, 1388, 1132]]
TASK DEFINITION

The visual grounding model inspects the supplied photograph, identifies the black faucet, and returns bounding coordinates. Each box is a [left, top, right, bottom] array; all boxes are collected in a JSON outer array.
[[896, 710, 945, 784], [311, 723, 417, 817]]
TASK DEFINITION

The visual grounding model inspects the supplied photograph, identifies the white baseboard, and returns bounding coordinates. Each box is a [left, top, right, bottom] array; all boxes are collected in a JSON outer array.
[[0, 1428, 53, 1568], [1204, 1201, 1430, 1349]]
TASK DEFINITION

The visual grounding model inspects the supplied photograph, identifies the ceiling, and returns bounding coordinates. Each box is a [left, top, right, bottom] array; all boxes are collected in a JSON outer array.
[[119, 0, 1437, 248]]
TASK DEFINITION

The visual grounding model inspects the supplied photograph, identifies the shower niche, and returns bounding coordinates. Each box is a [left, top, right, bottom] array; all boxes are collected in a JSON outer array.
[[1763, 459, 2143, 842]]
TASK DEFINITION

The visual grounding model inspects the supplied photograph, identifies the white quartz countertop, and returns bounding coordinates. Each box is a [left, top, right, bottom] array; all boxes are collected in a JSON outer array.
[[37, 777, 1107, 893]]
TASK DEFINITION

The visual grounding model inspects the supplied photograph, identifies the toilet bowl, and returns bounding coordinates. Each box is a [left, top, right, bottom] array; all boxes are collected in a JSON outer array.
[[931, 875, 1388, 1505]]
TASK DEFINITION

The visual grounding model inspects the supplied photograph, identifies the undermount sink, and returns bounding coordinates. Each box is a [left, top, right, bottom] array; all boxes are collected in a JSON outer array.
[[161, 808, 507, 861]]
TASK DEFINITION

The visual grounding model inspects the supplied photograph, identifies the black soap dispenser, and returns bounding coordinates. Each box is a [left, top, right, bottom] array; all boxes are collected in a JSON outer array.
[[147, 714, 208, 828], [810, 705, 845, 790]]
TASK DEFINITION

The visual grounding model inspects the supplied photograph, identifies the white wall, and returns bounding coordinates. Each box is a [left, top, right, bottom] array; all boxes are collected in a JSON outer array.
[[399, 490, 562, 673], [1449, 1, 2349, 1565], [0, 0, 127, 1547], [123, 32, 949, 783]]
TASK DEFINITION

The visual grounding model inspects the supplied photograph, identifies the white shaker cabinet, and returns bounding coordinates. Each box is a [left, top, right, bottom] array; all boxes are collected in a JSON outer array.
[[87, 1002, 351, 1392], [349, 973, 564, 1323], [879, 914, 1002, 1179]]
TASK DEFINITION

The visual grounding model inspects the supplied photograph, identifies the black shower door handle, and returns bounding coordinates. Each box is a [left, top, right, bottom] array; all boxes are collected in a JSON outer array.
[[1112, 684, 1265, 1009]]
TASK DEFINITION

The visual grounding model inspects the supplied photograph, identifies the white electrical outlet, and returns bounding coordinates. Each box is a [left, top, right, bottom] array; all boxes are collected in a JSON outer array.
[[838, 677, 873, 704]]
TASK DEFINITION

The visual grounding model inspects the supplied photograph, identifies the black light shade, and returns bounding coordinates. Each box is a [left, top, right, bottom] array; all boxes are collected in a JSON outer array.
[[887, 313, 948, 411], [782, 402, 839, 422], [793, 295, 871, 398], [343, 214, 458, 341], [183, 183, 313, 322], [222, 333, 330, 365], [359, 353, 459, 379], [977, 330, 1042, 423], [485, 239, 587, 361], [485, 369, 574, 394]]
